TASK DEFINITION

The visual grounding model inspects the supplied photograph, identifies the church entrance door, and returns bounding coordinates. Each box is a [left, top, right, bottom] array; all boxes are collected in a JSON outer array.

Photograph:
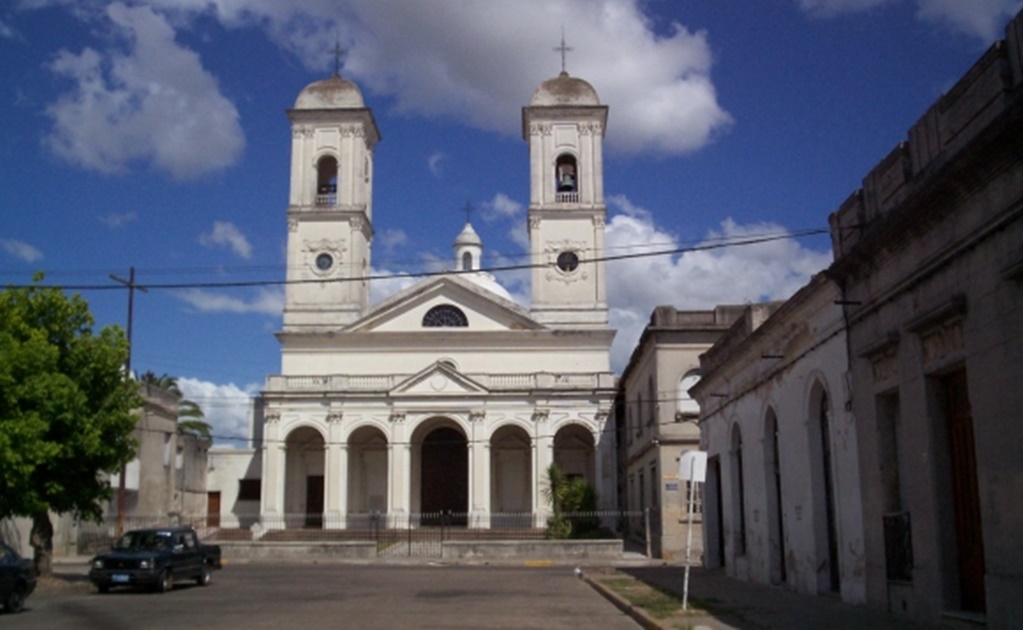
[[420, 427, 468, 525]]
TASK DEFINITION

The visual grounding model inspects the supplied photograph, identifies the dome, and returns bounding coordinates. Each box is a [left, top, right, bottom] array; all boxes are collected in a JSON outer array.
[[454, 222, 482, 248], [530, 71, 600, 106], [465, 271, 514, 302], [294, 74, 365, 109]]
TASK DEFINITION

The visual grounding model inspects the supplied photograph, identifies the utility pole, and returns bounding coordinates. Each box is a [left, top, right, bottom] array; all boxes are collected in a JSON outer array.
[[110, 267, 147, 537]]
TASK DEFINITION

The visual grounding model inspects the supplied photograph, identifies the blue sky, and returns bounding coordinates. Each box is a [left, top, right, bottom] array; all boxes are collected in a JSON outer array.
[[2, 0, 1019, 444]]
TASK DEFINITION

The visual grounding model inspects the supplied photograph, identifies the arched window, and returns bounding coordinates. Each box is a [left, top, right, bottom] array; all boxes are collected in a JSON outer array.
[[422, 304, 468, 328], [461, 252, 473, 271], [316, 156, 338, 206], [555, 154, 578, 202]]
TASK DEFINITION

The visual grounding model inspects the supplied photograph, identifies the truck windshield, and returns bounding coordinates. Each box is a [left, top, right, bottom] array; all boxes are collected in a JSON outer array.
[[114, 531, 173, 551]]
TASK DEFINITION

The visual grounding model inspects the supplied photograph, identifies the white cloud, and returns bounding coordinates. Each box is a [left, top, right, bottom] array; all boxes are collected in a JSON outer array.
[[427, 151, 446, 177], [199, 220, 252, 259], [98, 211, 137, 228], [177, 377, 259, 446], [604, 197, 832, 371], [916, 0, 1022, 41], [480, 193, 523, 222], [796, 0, 1021, 41], [0, 238, 43, 262], [376, 228, 408, 255], [43, 3, 244, 179], [368, 268, 418, 306], [0, 18, 17, 40], [175, 287, 283, 315], [130, 0, 731, 156], [797, 0, 893, 16], [479, 192, 529, 250]]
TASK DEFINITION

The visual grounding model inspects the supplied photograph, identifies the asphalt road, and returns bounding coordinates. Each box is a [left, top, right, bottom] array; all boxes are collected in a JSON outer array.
[[8, 562, 640, 629]]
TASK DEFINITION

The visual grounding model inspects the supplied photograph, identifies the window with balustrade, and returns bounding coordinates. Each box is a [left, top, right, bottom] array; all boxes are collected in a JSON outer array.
[[316, 155, 338, 206]]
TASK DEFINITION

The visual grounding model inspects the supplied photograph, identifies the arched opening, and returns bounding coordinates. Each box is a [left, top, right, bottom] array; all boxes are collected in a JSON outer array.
[[316, 156, 338, 206], [808, 382, 840, 592], [764, 409, 787, 585], [461, 251, 473, 271], [284, 426, 325, 528], [347, 426, 388, 526], [730, 423, 746, 557], [490, 425, 531, 526], [553, 424, 595, 487], [554, 154, 578, 202], [413, 421, 468, 525]]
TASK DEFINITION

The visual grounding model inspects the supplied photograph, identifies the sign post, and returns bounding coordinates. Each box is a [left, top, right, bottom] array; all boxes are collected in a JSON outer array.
[[678, 450, 707, 610]]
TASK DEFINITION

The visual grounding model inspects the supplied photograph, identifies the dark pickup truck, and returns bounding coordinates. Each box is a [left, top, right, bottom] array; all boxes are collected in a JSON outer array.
[[89, 526, 221, 593]]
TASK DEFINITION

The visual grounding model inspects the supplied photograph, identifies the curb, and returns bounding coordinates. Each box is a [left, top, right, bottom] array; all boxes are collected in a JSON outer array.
[[582, 572, 665, 630]]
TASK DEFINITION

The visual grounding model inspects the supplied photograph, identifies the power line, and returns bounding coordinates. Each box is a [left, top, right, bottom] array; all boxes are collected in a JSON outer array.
[[2, 227, 829, 292]]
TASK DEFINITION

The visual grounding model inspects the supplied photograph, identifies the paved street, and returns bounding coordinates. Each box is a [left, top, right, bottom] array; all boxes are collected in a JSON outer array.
[[8, 562, 639, 629]]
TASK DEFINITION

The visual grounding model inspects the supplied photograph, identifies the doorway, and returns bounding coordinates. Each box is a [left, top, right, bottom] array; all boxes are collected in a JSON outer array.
[[420, 426, 468, 525]]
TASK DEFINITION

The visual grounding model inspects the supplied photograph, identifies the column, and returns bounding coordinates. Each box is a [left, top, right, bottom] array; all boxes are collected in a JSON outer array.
[[388, 412, 409, 526], [324, 410, 346, 529], [532, 409, 553, 528], [260, 414, 285, 532], [469, 411, 490, 528]]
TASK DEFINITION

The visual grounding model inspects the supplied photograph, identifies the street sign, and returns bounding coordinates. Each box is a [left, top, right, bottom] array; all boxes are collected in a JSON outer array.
[[678, 450, 707, 482]]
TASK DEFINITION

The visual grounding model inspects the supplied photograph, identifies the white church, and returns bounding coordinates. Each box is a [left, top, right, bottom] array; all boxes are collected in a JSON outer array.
[[209, 64, 619, 531]]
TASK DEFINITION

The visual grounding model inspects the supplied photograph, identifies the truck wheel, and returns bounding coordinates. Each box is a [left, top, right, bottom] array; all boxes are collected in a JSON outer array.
[[196, 564, 211, 586], [4, 583, 26, 613], [157, 569, 173, 593], [97, 584, 110, 594]]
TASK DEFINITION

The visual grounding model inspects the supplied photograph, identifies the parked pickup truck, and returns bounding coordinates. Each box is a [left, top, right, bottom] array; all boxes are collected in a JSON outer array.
[[89, 526, 222, 593]]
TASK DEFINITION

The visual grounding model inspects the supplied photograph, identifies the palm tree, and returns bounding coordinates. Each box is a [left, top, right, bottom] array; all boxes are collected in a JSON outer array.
[[139, 371, 213, 439]]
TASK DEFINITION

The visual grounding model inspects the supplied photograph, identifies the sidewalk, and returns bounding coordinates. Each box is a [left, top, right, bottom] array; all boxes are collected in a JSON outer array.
[[589, 565, 926, 629]]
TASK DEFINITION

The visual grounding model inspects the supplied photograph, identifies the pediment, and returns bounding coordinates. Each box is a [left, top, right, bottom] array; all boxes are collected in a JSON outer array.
[[346, 275, 544, 334], [390, 362, 488, 397]]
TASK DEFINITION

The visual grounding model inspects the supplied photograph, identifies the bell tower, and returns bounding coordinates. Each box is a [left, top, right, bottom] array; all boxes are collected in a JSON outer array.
[[282, 72, 380, 331], [522, 69, 609, 328]]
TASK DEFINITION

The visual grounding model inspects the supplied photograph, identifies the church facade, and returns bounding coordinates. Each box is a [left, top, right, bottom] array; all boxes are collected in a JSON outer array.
[[212, 68, 618, 531]]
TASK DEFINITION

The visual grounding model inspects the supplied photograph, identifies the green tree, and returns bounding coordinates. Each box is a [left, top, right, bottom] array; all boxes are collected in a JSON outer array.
[[542, 463, 600, 539], [139, 370, 212, 439], [0, 278, 140, 574]]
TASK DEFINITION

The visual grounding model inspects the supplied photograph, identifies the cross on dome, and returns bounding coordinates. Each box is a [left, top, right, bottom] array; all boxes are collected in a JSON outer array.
[[331, 39, 347, 78], [553, 27, 573, 74]]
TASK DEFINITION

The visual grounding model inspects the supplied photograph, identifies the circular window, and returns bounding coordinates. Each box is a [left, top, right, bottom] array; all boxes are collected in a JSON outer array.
[[556, 251, 579, 272], [315, 253, 334, 271]]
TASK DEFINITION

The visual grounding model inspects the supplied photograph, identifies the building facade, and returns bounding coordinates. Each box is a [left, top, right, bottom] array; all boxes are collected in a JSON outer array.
[[827, 13, 1023, 626], [691, 277, 867, 604], [616, 305, 743, 559], [211, 68, 619, 531]]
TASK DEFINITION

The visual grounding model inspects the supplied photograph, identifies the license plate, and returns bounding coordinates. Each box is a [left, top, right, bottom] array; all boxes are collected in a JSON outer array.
[[112, 574, 130, 584]]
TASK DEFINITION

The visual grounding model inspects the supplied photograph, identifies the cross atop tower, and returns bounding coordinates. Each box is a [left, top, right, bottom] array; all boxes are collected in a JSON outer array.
[[553, 27, 573, 74], [461, 200, 474, 224], [332, 39, 347, 77]]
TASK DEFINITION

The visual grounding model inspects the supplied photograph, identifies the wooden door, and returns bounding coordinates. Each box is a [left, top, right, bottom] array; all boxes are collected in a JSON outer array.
[[943, 370, 986, 613], [206, 492, 221, 528]]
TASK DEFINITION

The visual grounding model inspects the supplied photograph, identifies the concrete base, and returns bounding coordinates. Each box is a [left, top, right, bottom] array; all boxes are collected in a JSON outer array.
[[219, 541, 377, 561], [441, 539, 624, 561]]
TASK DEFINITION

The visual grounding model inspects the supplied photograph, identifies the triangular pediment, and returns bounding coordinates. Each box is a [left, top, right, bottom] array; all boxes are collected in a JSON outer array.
[[346, 274, 544, 334], [390, 362, 489, 396]]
